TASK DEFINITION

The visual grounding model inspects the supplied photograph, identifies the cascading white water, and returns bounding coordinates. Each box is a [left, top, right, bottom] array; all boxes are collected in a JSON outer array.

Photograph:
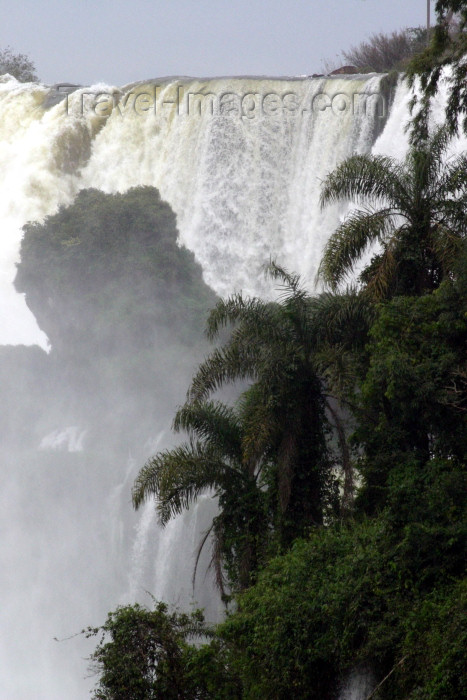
[[0, 73, 387, 347], [78, 75, 385, 297], [0, 72, 415, 699]]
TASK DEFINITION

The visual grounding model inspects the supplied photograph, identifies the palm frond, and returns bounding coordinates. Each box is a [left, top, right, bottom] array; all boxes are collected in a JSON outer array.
[[319, 126, 467, 298], [435, 153, 467, 204], [363, 242, 398, 300], [208, 519, 227, 596], [132, 442, 228, 524], [190, 299, 302, 403], [309, 288, 374, 349], [205, 294, 277, 341], [265, 262, 315, 346], [320, 154, 405, 209], [263, 259, 305, 299], [435, 195, 467, 236], [318, 208, 398, 289], [315, 344, 359, 399], [430, 225, 465, 275], [406, 128, 458, 210], [191, 522, 215, 591], [422, 125, 453, 187], [187, 342, 257, 402], [191, 518, 229, 597], [173, 401, 243, 463], [227, 304, 289, 348], [237, 384, 277, 467]]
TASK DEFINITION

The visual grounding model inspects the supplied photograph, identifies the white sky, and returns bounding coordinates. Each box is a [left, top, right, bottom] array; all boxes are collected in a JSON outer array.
[[2, 0, 435, 86]]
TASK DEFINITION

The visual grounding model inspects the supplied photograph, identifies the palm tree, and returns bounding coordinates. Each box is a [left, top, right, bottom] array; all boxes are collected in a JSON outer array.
[[132, 400, 267, 593], [318, 127, 467, 299], [187, 262, 340, 546], [134, 264, 370, 575]]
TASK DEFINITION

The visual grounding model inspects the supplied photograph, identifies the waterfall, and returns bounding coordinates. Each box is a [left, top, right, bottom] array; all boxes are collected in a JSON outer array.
[[0, 72, 404, 699], [0, 74, 387, 346], [338, 668, 375, 700]]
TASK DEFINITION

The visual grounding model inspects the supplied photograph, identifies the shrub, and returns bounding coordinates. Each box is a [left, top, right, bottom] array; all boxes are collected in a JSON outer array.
[[342, 28, 429, 73], [0, 46, 37, 81]]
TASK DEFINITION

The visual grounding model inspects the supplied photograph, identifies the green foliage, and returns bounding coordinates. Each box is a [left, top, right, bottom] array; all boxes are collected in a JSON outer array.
[[219, 457, 466, 699], [186, 262, 339, 546], [94, 258, 467, 697], [131, 264, 375, 594], [86, 601, 240, 699], [132, 400, 269, 592], [399, 579, 467, 699], [319, 128, 467, 299], [15, 187, 216, 353], [407, 2, 467, 138], [219, 526, 376, 700], [14, 187, 217, 442], [383, 460, 467, 591], [87, 96, 467, 697], [355, 282, 467, 511], [208, 261, 467, 698], [0, 46, 37, 82]]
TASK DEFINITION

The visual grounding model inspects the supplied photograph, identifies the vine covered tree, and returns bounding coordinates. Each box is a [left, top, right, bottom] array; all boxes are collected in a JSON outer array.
[[318, 127, 467, 299], [184, 262, 339, 546], [86, 601, 240, 699]]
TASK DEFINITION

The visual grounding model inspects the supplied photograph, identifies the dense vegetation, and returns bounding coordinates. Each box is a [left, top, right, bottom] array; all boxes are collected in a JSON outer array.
[[85, 602, 240, 700], [88, 131, 467, 698], [89, 267, 467, 697], [13, 187, 217, 445], [15, 187, 215, 353], [132, 263, 351, 594]]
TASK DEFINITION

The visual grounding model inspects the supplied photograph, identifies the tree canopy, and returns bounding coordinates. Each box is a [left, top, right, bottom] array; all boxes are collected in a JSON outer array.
[[86, 601, 240, 700], [0, 46, 37, 82], [342, 27, 429, 73], [15, 187, 216, 354], [319, 127, 467, 298], [176, 263, 340, 544]]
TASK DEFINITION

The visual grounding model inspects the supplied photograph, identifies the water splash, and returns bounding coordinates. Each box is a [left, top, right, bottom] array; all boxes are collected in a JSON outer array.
[[39, 426, 87, 452]]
